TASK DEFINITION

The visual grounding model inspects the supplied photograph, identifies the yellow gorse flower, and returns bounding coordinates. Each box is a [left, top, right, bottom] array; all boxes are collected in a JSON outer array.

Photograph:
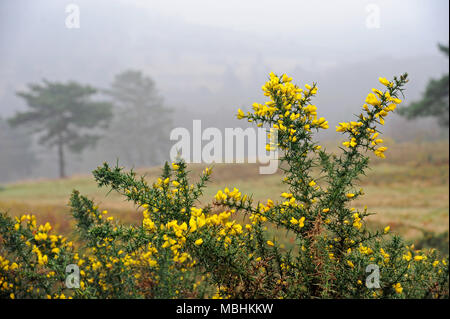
[[393, 283, 403, 294]]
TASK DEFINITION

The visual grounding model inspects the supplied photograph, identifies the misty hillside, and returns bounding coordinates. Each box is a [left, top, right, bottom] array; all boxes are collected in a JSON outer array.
[[0, 0, 448, 181]]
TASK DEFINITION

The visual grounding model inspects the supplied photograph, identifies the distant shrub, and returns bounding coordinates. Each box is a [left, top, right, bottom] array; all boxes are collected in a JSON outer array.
[[1, 73, 448, 299], [416, 231, 449, 256]]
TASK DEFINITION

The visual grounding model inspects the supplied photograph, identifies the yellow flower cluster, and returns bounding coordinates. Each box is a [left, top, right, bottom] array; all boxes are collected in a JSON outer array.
[[393, 282, 403, 294], [290, 216, 305, 228], [380, 248, 390, 264], [336, 77, 403, 159], [237, 72, 328, 151], [214, 187, 245, 203], [358, 244, 374, 255], [0, 214, 79, 298], [0, 255, 18, 298], [352, 213, 362, 230]]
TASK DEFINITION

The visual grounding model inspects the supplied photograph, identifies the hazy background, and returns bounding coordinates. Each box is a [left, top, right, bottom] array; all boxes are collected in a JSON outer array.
[[0, 0, 449, 182]]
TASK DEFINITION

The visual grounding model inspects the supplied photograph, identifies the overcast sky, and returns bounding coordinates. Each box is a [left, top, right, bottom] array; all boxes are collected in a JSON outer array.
[[129, 0, 449, 58], [0, 0, 448, 115]]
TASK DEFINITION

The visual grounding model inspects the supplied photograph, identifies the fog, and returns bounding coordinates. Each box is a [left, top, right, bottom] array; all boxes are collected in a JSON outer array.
[[0, 0, 448, 182]]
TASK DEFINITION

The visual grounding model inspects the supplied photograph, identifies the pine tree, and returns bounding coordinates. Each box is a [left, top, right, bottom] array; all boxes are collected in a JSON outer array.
[[9, 80, 113, 178], [103, 70, 172, 167]]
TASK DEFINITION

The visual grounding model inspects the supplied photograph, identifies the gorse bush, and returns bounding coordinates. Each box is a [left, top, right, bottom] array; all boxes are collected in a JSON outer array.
[[0, 73, 448, 299]]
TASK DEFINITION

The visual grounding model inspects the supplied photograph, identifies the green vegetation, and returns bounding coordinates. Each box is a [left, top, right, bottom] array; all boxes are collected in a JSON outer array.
[[1, 73, 448, 299]]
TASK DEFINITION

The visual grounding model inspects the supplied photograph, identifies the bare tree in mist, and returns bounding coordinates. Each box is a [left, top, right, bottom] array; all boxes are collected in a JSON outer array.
[[8, 80, 113, 178], [102, 70, 172, 168]]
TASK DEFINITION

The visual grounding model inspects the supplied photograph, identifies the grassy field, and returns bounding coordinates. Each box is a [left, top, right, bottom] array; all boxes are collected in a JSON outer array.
[[0, 140, 448, 247]]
